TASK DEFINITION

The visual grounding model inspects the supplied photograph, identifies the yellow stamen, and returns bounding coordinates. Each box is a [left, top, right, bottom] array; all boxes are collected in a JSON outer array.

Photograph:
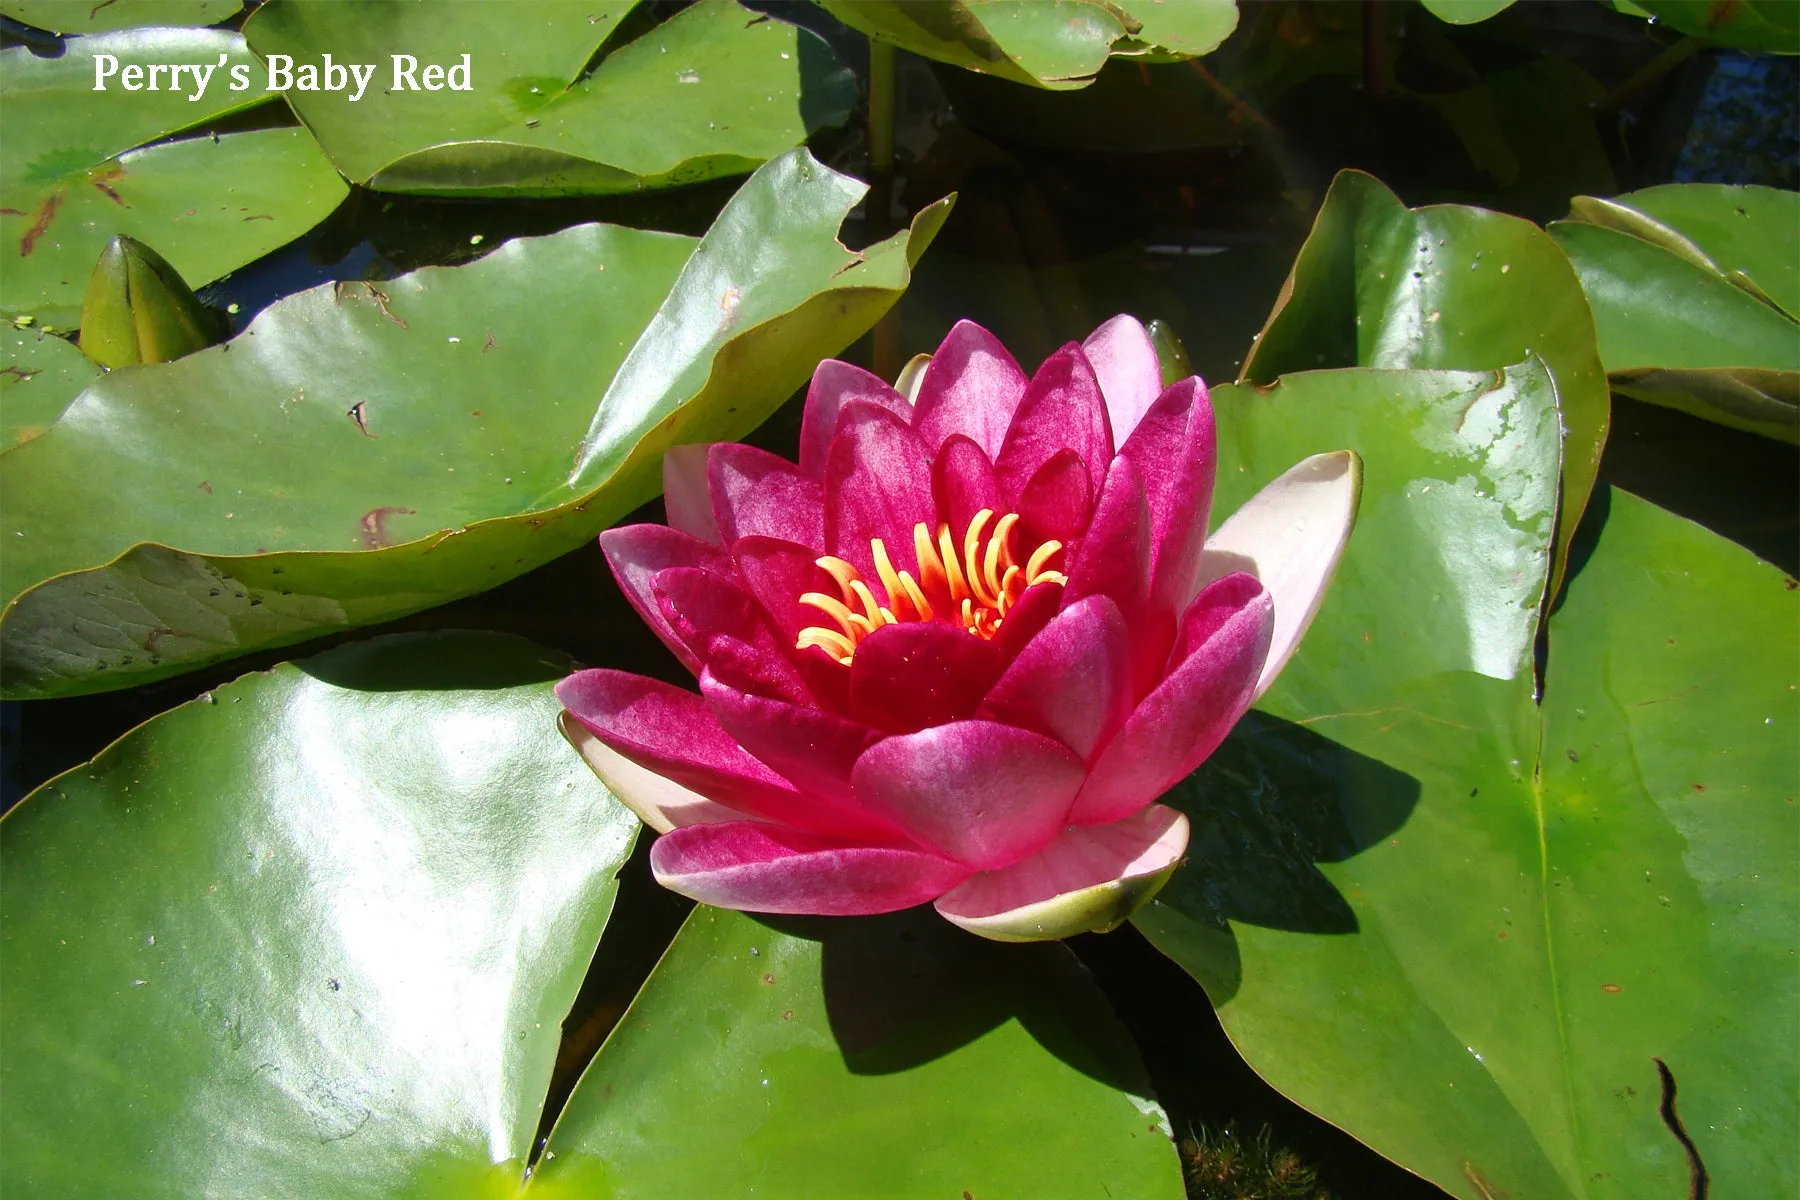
[[794, 510, 1067, 665]]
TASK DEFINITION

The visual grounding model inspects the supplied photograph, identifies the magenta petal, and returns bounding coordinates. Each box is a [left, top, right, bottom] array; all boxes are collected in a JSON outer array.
[[1118, 377, 1217, 621], [1082, 315, 1164, 443], [1015, 447, 1094, 543], [652, 567, 809, 705], [825, 401, 937, 582], [799, 359, 911, 478], [851, 720, 1087, 869], [599, 525, 734, 676], [994, 343, 1112, 507], [1067, 572, 1272, 827], [650, 822, 971, 916], [730, 535, 851, 709], [979, 595, 1131, 760], [707, 443, 824, 547], [557, 669, 825, 831], [1064, 456, 1156, 690], [700, 674, 893, 831], [931, 434, 1001, 536], [990, 581, 1064, 662], [662, 444, 722, 545], [911, 319, 1028, 458], [848, 620, 1007, 734]]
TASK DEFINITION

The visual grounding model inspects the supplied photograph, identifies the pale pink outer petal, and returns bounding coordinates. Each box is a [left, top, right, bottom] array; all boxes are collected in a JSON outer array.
[[934, 805, 1189, 942], [1082, 315, 1164, 443], [558, 712, 745, 834], [650, 822, 973, 916], [1194, 451, 1361, 702], [661, 444, 722, 545]]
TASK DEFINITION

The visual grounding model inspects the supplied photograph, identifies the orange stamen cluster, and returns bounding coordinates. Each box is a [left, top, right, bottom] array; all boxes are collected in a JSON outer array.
[[796, 510, 1067, 665]]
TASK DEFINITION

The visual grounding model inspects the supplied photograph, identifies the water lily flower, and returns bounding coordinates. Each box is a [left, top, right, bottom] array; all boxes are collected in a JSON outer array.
[[558, 317, 1358, 941]]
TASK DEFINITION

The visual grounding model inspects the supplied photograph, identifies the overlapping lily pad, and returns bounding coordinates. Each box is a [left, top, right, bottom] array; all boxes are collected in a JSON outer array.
[[1628, 0, 1800, 53], [0, 632, 640, 1197], [0, 150, 950, 699], [1135, 362, 1797, 1199], [530, 905, 1185, 1198], [243, 0, 854, 196], [1, 327, 95, 447], [818, 0, 1237, 89], [0, 29, 347, 327], [1552, 184, 1800, 443], [1240, 169, 1610, 597], [0, 0, 240, 33]]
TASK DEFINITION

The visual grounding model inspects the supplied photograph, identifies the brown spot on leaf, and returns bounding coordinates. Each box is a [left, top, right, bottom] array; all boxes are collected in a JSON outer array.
[[481, 328, 498, 353], [19, 192, 61, 257], [197, 480, 212, 494], [0, 365, 42, 382], [359, 506, 417, 549], [1602, 984, 1622, 994], [348, 401, 374, 437]]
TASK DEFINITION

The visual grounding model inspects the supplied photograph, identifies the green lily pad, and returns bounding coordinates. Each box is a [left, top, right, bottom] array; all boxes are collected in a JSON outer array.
[[0, 631, 640, 1197], [1, 29, 348, 328], [1135, 363, 1797, 1199], [1629, 0, 1799, 52], [1, 327, 96, 447], [1568, 184, 1799, 321], [243, 0, 854, 197], [818, 0, 1235, 90], [529, 905, 1185, 1199], [1550, 211, 1800, 444], [1420, 0, 1517, 23], [0, 0, 240, 33], [1240, 168, 1610, 600], [0, 150, 950, 700]]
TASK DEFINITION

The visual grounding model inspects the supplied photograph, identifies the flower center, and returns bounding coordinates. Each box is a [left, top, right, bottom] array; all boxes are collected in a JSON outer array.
[[795, 509, 1068, 665]]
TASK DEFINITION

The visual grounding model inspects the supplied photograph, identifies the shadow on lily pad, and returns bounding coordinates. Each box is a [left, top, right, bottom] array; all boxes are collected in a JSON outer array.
[[1152, 712, 1422, 1004], [753, 907, 1151, 1096]]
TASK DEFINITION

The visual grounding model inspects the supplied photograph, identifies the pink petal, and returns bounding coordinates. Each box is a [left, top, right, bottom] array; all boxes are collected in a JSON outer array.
[[990, 581, 1065, 662], [652, 567, 809, 705], [557, 669, 843, 834], [799, 359, 911, 478], [730, 535, 852, 710], [650, 822, 972, 916], [707, 443, 824, 547], [825, 401, 937, 584], [931, 434, 1000, 537], [1118, 377, 1217, 623], [911, 319, 1028, 458], [994, 343, 1112, 508], [559, 711, 745, 833], [599, 525, 734, 676], [848, 620, 1006, 734], [979, 595, 1131, 761], [1068, 573, 1272, 827], [1015, 447, 1094, 544], [851, 720, 1086, 869], [1063, 456, 1160, 696], [1082, 315, 1164, 444], [934, 805, 1189, 941], [662, 444, 722, 545], [700, 673, 892, 827]]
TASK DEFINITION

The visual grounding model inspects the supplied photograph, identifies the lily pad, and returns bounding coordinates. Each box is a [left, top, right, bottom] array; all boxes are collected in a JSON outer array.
[[1420, 0, 1517, 23], [1135, 363, 1797, 1199], [530, 905, 1186, 1199], [0, 0, 240, 33], [1550, 206, 1800, 444], [0, 631, 640, 1197], [0, 150, 950, 700], [1240, 168, 1610, 599], [1, 327, 96, 447], [817, 0, 1235, 90], [243, 0, 855, 196], [1, 29, 348, 327], [1629, 0, 1800, 53]]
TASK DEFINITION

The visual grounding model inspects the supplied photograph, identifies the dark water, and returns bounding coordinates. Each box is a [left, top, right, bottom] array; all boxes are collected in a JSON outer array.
[[4, 3, 1796, 1195]]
